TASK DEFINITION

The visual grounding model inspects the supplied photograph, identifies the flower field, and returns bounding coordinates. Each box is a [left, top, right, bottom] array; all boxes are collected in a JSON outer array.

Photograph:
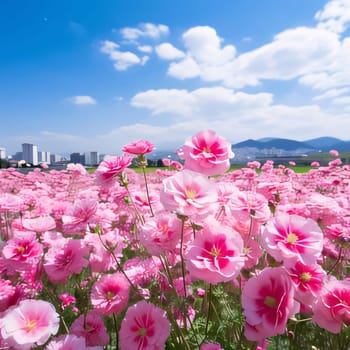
[[0, 130, 350, 349]]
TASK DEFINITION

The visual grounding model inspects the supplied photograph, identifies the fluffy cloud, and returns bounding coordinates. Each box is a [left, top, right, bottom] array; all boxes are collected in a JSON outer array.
[[120, 23, 169, 41], [155, 43, 185, 60], [67, 96, 97, 105], [100, 40, 148, 71], [315, 0, 350, 33]]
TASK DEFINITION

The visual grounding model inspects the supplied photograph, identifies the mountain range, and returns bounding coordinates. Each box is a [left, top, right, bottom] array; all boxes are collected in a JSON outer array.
[[232, 136, 350, 152]]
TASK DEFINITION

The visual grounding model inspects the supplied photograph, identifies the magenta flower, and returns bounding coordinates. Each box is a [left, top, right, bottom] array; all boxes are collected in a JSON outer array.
[[44, 238, 89, 284], [122, 139, 155, 155], [261, 213, 323, 264], [200, 342, 223, 350], [69, 310, 109, 347], [95, 155, 133, 187], [160, 169, 218, 217], [312, 277, 350, 333], [185, 218, 245, 284], [119, 300, 170, 350], [285, 260, 326, 305], [242, 267, 299, 341], [181, 130, 234, 176], [90, 272, 130, 316], [1, 299, 59, 350]]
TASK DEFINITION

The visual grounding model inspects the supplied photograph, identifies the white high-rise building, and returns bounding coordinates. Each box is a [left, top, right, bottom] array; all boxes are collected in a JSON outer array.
[[22, 143, 38, 165], [0, 148, 6, 159], [85, 151, 99, 166]]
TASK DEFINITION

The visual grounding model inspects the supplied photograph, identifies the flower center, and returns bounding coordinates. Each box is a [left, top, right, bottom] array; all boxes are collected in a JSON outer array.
[[300, 272, 312, 282], [186, 189, 197, 199], [26, 320, 37, 332], [138, 327, 147, 337], [210, 246, 220, 257], [287, 233, 298, 244], [106, 291, 115, 300], [16, 245, 25, 254], [203, 146, 211, 153], [264, 296, 277, 308]]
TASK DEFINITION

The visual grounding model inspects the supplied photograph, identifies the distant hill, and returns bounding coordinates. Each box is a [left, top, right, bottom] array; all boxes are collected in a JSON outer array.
[[233, 137, 350, 152], [233, 138, 316, 151], [304, 137, 343, 150]]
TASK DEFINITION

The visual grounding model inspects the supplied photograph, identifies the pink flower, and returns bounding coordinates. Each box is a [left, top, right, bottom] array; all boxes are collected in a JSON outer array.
[[44, 238, 89, 284], [22, 215, 56, 232], [1, 299, 59, 350], [90, 272, 130, 315], [285, 260, 326, 305], [95, 155, 133, 187], [310, 161, 320, 167], [312, 277, 350, 333], [139, 212, 182, 255], [0, 278, 17, 312], [181, 130, 234, 176], [69, 310, 109, 347], [59, 293, 76, 310], [261, 213, 323, 264], [288, 161, 296, 166], [185, 218, 245, 284], [45, 334, 87, 350], [122, 140, 155, 155], [160, 169, 218, 217], [329, 149, 339, 157], [242, 267, 299, 341], [2, 231, 43, 264], [119, 301, 170, 350]]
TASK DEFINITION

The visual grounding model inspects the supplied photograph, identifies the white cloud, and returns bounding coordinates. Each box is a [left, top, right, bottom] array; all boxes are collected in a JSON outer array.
[[100, 40, 148, 71], [130, 86, 346, 143], [121, 23, 169, 41], [315, 0, 350, 34], [137, 45, 153, 53], [155, 43, 185, 60], [167, 57, 200, 79], [67, 95, 97, 105], [313, 87, 350, 101]]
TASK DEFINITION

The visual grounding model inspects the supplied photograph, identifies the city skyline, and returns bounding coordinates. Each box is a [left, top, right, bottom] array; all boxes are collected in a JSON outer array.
[[1, 1, 350, 156]]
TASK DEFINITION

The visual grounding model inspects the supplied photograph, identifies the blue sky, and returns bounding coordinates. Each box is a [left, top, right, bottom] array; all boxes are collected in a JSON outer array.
[[1, 0, 350, 156]]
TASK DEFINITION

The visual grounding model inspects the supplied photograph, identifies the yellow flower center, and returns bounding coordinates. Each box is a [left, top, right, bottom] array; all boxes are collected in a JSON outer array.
[[300, 272, 312, 282], [287, 233, 298, 244], [264, 296, 277, 308], [186, 189, 197, 199], [203, 146, 211, 153], [138, 328, 147, 337], [210, 247, 220, 257], [16, 246, 25, 254], [106, 291, 115, 300], [26, 320, 37, 332]]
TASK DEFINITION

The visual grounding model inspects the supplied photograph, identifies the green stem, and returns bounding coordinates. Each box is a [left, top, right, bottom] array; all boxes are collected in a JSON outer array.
[[113, 314, 119, 350], [141, 165, 154, 217], [205, 283, 212, 338]]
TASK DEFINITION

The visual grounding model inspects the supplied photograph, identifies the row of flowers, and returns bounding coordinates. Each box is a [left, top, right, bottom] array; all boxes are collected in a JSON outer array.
[[0, 130, 349, 349]]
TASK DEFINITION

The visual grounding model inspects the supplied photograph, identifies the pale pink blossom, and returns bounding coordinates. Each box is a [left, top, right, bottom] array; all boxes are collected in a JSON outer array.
[[181, 130, 234, 176], [66, 162, 87, 176], [119, 301, 170, 350], [242, 267, 299, 341], [22, 215, 56, 232], [139, 212, 182, 255], [44, 238, 89, 284], [1, 299, 59, 350], [69, 310, 109, 347], [261, 213, 323, 264], [312, 277, 350, 333], [185, 218, 245, 284], [160, 169, 218, 217], [0, 278, 16, 312], [310, 161, 320, 167], [95, 155, 133, 187], [122, 139, 155, 155], [329, 149, 339, 157], [90, 272, 130, 315], [45, 334, 87, 350]]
